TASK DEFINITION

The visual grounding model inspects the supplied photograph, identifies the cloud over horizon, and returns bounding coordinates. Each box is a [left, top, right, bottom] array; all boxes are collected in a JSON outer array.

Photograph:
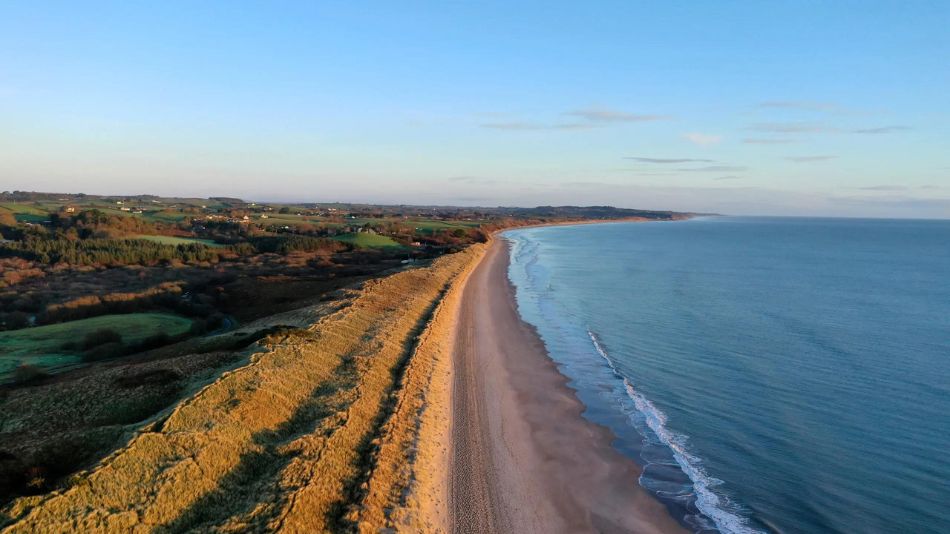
[[852, 126, 911, 134], [758, 101, 840, 112], [625, 157, 715, 164], [786, 155, 837, 162], [479, 107, 668, 131], [743, 138, 795, 144], [676, 165, 748, 172], [749, 122, 833, 133], [564, 108, 669, 123], [683, 132, 722, 146]]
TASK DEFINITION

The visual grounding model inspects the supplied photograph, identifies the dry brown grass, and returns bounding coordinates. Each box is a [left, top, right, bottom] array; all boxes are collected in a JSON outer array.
[[355, 244, 485, 533], [1, 244, 485, 533]]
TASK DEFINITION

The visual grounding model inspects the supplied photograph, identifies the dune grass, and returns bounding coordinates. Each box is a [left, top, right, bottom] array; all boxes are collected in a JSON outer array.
[[0, 245, 484, 533], [0, 313, 193, 381]]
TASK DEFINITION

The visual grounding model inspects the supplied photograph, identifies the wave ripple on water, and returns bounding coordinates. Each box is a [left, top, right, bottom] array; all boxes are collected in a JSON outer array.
[[589, 330, 761, 534]]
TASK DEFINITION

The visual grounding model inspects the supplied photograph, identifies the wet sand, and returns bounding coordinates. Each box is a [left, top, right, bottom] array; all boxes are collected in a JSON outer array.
[[449, 237, 686, 533]]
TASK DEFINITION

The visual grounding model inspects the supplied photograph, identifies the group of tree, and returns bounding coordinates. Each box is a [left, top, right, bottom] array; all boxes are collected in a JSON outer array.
[[0, 235, 219, 266], [47, 209, 166, 238], [247, 235, 350, 255]]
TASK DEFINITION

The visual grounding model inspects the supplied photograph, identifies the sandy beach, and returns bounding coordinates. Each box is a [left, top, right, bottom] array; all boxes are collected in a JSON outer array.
[[448, 236, 686, 533]]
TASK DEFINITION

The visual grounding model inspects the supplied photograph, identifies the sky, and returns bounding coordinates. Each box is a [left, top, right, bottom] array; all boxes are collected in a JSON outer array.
[[1, 1, 949, 217]]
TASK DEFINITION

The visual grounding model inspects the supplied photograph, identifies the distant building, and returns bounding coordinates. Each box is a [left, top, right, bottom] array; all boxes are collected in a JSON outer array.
[[65, 206, 76, 213]]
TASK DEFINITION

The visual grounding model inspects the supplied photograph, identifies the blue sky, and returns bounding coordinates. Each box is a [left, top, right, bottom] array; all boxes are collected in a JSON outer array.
[[1, 1, 948, 217]]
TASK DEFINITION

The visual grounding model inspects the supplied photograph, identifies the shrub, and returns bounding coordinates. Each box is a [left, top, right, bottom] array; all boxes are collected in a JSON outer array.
[[2, 311, 30, 330], [135, 332, 171, 352], [12, 364, 50, 384], [82, 341, 126, 362], [189, 318, 209, 335], [82, 328, 123, 350]]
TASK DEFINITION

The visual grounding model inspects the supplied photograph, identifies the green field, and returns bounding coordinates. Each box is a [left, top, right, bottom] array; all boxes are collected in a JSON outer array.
[[0, 202, 50, 223], [333, 232, 403, 248], [407, 219, 483, 234], [141, 210, 192, 223], [0, 313, 193, 381], [133, 234, 223, 247]]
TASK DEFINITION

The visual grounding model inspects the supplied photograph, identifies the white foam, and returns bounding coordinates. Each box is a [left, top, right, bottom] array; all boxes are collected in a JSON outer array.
[[588, 330, 763, 534]]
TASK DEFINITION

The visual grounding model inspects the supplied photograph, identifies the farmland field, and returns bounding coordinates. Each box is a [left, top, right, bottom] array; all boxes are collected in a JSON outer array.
[[334, 232, 403, 248], [0, 313, 193, 381], [141, 210, 192, 223], [0, 203, 49, 223], [133, 234, 222, 247]]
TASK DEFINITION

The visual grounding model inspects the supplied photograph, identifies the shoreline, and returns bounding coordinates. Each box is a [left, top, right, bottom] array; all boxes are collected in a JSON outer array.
[[447, 236, 686, 533]]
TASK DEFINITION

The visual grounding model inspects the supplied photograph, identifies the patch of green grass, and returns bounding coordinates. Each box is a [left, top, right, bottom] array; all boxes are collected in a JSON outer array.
[[133, 234, 222, 247], [142, 210, 191, 223], [408, 219, 482, 231], [333, 232, 403, 248], [0, 202, 50, 223], [0, 313, 193, 381]]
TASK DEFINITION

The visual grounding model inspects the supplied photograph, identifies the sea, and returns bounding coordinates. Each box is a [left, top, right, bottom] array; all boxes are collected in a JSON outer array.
[[503, 217, 950, 534]]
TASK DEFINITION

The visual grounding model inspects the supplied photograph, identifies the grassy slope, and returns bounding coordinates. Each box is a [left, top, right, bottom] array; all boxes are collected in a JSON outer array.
[[0, 313, 193, 380], [0, 203, 49, 223], [132, 235, 221, 247], [0, 246, 483, 533]]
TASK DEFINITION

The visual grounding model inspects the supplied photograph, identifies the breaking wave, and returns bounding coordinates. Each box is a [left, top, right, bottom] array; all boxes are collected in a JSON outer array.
[[588, 330, 763, 534]]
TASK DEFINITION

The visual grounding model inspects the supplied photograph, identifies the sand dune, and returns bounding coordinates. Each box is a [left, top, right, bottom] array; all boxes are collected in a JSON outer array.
[[1, 246, 484, 533]]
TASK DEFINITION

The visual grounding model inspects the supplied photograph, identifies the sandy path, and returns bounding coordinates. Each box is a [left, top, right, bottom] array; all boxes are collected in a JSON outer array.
[[449, 238, 687, 534]]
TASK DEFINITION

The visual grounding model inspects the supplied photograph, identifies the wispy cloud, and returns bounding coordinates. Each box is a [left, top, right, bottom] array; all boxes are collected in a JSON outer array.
[[828, 195, 950, 211], [479, 121, 595, 131], [749, 122, 833, 133], [560, 181, 621, 188], [714, 175, 742, 181], [479, 106, 668, 131], [743, 138, 795, 144], [759, 100, 840, 112], [564, 108, 669, 123], [447, 175, 501, 185], [683, 132, 722, 146], [852, 125, 911, 134], [853, 185, 946, 192], [676, 165, 748, 172], [786, 155, 837, 162], [625, 157, 715, 164], [855, 185, 908, 191]]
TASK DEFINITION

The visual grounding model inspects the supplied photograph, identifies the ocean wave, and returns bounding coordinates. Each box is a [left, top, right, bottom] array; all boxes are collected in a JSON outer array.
[[587, 330, 763, 534]]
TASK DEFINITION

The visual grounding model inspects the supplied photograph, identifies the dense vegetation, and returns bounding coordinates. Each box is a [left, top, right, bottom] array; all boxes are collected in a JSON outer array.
[[0, 192, 695, 517], [0, 191, 692, 375], [0, 236, 218, 266]]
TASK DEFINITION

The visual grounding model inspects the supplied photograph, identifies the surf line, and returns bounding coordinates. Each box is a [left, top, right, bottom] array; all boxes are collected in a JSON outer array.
[[587, 329, 762, 534]]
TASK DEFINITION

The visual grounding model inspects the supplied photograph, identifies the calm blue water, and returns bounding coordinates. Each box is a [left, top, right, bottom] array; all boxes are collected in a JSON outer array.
[[504, 217, 950, 534]]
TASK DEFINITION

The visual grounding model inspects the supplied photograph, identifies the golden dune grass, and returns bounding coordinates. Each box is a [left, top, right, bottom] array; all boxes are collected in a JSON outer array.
[[355, 243, 485, 533], [1, 244, 485, 533]]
